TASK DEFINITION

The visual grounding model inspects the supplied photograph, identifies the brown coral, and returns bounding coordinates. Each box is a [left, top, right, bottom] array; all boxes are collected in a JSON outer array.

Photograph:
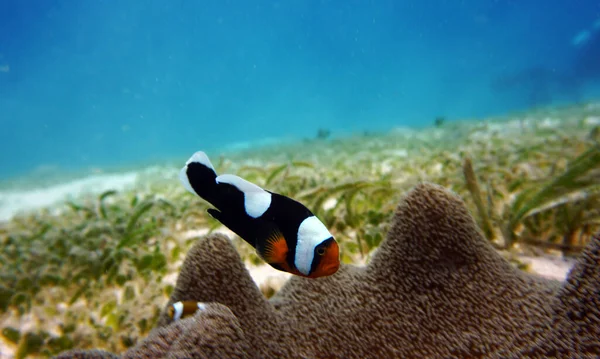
[[122, 303, 251, 359], [54, 183, 600, 359], [504, 233, 600, 358]]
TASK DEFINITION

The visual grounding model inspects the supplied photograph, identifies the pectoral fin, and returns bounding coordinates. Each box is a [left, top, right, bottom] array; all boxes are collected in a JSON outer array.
[[255, 223, 289, 265]]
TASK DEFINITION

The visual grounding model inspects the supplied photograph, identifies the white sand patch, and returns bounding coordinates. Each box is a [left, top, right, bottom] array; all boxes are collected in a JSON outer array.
[[322, 198, 337, 211], [518, 255, 576, 281], [383, 149, 409, 158], [390, 127, 416, 138], [223, 137, 290, 152], [380, 160, 394, 175], [430, 162, 443, 175], [0, 338, 16, 359], [162, 271, 180, 288], [0, 172, 139, 222], [247, 264, 291, 290], [538, 117, 561, 129], [583, 115, 600, 126], [180, 228, 211, 240]]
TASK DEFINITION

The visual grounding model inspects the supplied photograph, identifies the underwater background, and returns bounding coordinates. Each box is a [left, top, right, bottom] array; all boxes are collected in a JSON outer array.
[[2, 1, 600, 358], [1, 0, 600, 179]]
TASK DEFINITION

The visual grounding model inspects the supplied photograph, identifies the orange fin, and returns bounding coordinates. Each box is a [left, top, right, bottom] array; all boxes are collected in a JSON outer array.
[[259, 229, 289, 264]]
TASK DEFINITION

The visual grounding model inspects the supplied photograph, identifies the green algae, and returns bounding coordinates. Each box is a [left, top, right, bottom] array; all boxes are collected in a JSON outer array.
[[504, 145, 600, 248], [0, 192, 178, 356], [15, 332, 44, 359], [2, 326, 20, 344], [98, 190, 118, 219], [1, 101, 600, 357], [463, 142, 600, 251], [463, 157, 497, 242]]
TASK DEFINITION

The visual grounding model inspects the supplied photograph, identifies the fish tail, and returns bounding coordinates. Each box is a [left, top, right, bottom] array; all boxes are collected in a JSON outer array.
[[180, 151, 219, 204]]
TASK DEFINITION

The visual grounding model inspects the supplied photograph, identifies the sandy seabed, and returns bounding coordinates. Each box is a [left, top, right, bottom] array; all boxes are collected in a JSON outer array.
[[0, 172, 139, 222], [0, 169, 575, 285], [0, 171, 578, 359], [2, 111, 592, 358]]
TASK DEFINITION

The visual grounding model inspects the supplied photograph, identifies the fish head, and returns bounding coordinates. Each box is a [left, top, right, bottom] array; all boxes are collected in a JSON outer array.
[[294, 215, 341, 278], [167, 304, 176, 320], [306, 236, 340, 278]]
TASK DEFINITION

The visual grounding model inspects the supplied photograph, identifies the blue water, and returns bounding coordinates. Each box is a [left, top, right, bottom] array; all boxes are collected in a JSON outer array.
[[1, 0, 599, 179]]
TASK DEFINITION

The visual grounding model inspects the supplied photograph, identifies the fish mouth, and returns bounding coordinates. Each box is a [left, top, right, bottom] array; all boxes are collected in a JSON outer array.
[[322, 240, 341, 276], [316, 257, 340, 277], [323, 263, 340, 276], [305, 259, 340, 278]]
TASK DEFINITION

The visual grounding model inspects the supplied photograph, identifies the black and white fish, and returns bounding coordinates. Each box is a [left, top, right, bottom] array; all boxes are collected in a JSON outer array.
[[167, 301, 206, 321], [179, 151, 340, 278]]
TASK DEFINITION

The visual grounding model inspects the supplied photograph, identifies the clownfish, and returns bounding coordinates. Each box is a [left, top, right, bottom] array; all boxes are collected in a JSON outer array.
[[179, 151, 340, 279], [167, 300, 206, 321]]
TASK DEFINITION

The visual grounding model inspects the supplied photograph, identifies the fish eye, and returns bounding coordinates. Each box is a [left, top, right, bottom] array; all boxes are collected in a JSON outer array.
[[317, 247, 326, 256]]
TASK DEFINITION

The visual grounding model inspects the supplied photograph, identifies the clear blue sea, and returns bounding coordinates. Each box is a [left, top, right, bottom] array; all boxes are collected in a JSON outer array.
[[1, 0, 599, 179]]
